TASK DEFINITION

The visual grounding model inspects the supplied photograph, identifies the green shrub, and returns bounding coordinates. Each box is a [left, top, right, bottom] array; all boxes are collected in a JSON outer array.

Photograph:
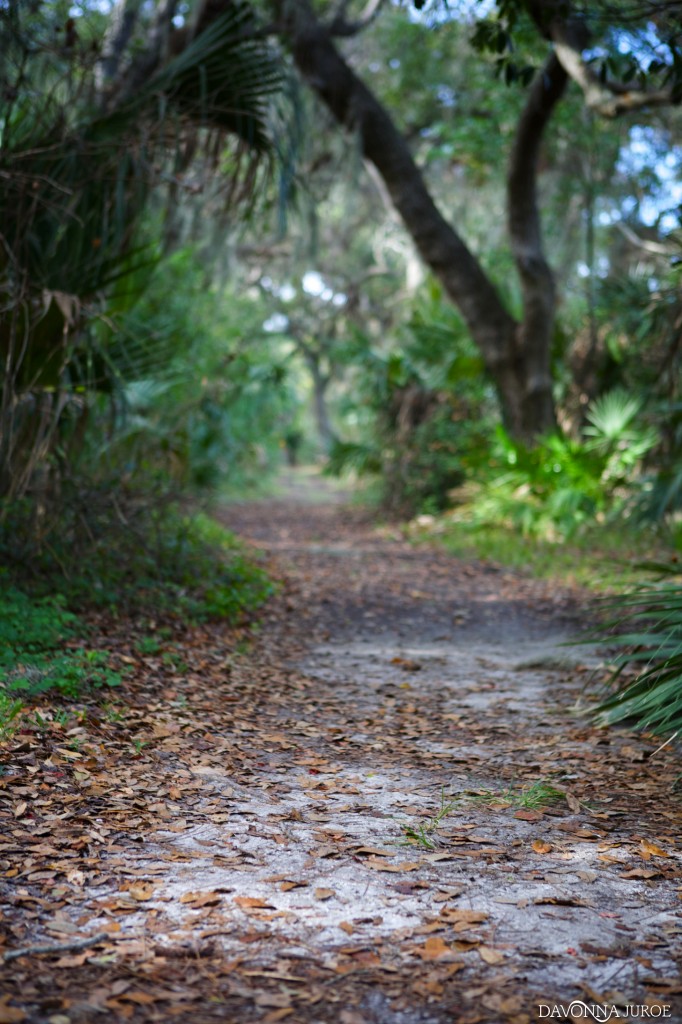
[[0, 497, 273, 622], [453, 389, 657, 541]]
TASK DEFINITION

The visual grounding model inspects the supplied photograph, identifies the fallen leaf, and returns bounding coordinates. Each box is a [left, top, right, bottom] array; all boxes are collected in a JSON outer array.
[[313, 888, 334, 900], [478, 945, 505, 965], [234, 897, 275, 910], [417, 936, 452, 960], [532, 840, 552, 854], [352, 846, 392, 857], [127, 885, 155, 902], [53, 953, 92, 968], [640, 839, 670, 859], [440, 909, 488, 925], [0, 996, 26, 1023], [179, 891, 223, 907], [365, 858, 420, 872], [621, 867, 662, 880], [262, 1011, 294, 1024], [254, 994, 291, 1009]]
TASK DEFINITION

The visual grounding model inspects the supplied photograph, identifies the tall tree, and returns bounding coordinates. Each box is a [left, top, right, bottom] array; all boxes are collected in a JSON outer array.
[[262, 0, 682, 440]]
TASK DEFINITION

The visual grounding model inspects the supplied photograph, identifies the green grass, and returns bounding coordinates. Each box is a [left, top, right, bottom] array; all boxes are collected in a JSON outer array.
[[400, 787, 459, 849], [462, 780, 567, 810], [411, 517, 674, 592], [397, 780, 574, 849], [0, 582, 123, 737], [0, 506, 274, 739]]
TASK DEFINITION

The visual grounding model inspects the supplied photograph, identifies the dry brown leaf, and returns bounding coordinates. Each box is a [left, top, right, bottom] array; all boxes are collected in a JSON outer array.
[[234, 896, 275, 909], [440, 909, 488, 925], [365, 857, 420, 872], [262, 1010, 294, 1024], [478, 945, 505, 965], [621, 867, 662, 879], [339, 1011, 365, 1024], [188, 891, 223, 908], [352, 846, 392, 857], [532, 840, 552, 854], [417, 936, 452, 960], [313, 888, 334, 900], [127, 885, 155, 902], [338, 921, 354, 935], [53, 952, 92, 968], [254, 994, 292, 1009], [514, 809, 543, 822], [0, 996, 27, 1023], [120, 993, 157, 1005], [640, 839, 670, 859], [565, 792, 581, 813]]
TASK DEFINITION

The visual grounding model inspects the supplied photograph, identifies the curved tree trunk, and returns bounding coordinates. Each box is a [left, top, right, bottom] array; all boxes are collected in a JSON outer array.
[[508, 53, 568, 436], [270, 0, 565, 441]]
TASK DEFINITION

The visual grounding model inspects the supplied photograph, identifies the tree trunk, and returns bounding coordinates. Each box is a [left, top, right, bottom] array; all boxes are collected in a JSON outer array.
[[507, 53, 568, 436], [271, 0, 565, 441], [306, 356, 334, 452]]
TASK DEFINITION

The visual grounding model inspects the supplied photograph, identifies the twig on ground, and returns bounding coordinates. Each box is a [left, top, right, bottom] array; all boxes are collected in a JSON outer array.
[[2, 931, 110, 963]]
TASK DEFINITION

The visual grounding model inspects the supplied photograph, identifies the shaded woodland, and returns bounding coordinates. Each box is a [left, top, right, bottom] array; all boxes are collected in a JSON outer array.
[[1, 2, 682, 1019]]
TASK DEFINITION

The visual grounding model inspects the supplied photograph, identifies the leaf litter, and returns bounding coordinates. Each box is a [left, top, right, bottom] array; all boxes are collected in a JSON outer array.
[[1, 477, 681, 1023]]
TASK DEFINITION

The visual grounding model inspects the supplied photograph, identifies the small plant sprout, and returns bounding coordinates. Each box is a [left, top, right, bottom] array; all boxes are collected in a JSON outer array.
[[104, 704, 125, 723], [401, 787, 459, 849], [0, 694, 24, 739], [137, 636, 162, 656]]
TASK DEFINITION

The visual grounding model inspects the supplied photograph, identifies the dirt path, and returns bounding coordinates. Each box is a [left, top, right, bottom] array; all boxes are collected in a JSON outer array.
[[2, 478, 681, 1023]]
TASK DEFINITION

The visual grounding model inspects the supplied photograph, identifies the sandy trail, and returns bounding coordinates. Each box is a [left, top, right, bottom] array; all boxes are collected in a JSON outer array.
[[2, 475, 681, 1023]]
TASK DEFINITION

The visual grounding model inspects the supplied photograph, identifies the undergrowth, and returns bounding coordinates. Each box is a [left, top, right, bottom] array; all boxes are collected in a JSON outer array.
[[0, 498, 273, 620], [399, 781, 570, 849], [0, 582, 123, 737], [0, 502, 274, 739], [411, 517, 672, 593]]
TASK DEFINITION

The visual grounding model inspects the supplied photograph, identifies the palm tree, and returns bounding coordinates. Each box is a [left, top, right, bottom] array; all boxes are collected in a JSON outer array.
[[0, 0, 283, 501]]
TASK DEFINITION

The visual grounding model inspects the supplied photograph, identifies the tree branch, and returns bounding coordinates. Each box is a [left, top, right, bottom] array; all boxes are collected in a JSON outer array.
[[527, 1, 677, 118], [115, 0, 179, 103], [328, 0, 388, 38], [2, 932, 110, 963], [614, 220, 677, 257], [552, 27, 674, 117]]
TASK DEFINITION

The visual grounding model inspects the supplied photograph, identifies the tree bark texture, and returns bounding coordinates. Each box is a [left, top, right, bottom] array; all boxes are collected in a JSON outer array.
[[271, 0, 564, 440], [507, 53, 568, 435]]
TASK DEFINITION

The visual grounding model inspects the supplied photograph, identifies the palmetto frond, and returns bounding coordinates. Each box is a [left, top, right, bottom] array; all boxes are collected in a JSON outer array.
[[594, 568, 682, 737], [0, 0, 285, 498]]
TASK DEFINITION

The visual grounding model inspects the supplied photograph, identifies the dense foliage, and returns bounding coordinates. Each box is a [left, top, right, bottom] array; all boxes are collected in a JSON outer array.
[[3, 0, 682, 741]]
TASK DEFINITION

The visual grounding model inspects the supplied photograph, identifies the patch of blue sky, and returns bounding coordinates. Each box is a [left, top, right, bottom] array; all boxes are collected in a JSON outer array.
[[405, 0, 495, 28], [617, 126, 682, 231]]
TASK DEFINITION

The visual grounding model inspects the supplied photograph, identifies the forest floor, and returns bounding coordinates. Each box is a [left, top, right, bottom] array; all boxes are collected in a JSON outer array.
[[1, 471, 681, 1024]]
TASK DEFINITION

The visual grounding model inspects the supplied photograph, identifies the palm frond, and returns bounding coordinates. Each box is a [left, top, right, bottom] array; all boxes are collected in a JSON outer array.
[[593, 567, 682, 736]]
